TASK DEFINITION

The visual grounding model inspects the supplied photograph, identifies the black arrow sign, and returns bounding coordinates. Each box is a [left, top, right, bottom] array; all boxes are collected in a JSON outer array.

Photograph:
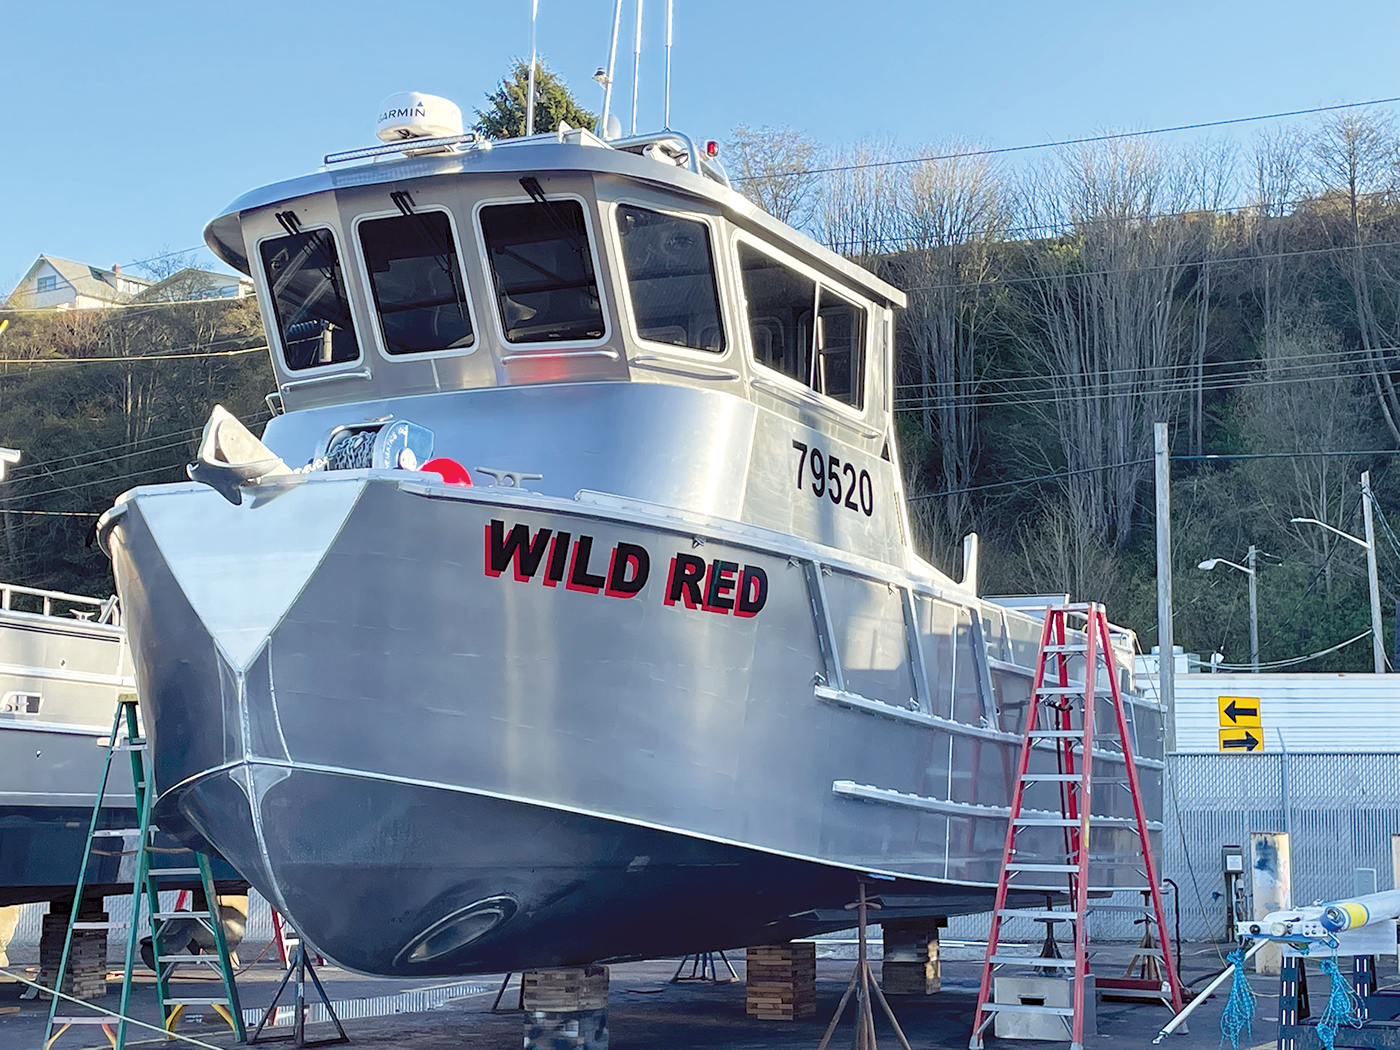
[[1224, 700, 1259, 723], [1222, 731, 1260, 751]]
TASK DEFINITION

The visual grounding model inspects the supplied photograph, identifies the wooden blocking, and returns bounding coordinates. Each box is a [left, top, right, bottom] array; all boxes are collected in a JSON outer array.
[[39, 908, 108, 1001], [523, 967, 609, 1050], [522, 966, 610, 1013], [523, 1008, 608, 1050], [881, 920, 941, 996], [745, 942, 816, 1020]]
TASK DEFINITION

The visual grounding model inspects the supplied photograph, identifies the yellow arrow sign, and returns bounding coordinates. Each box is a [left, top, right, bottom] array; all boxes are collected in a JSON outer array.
[[1218, 727, 1263, 752], [1218, 696, 1262, 727]]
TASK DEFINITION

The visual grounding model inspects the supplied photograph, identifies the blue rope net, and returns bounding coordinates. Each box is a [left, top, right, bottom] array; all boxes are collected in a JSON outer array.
[[1219, 946, 1256, 1050], [1317, 955, 1365, 1050]]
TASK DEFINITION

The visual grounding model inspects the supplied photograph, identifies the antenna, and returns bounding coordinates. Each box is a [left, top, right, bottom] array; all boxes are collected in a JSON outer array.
[[525, 0, 539, 136], [663, 0, 673, 130], [596, 0, 622, 138], [630, 0, 643, 135]]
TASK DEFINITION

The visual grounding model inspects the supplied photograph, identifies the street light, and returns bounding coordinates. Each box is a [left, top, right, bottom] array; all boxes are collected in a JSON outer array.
[[1198, 546, 1259, 672], [1291, 470, 1386, 674]]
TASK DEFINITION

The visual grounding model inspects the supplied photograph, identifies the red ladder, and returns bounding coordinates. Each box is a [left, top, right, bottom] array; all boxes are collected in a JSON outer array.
[[969, 603, 1183, 1050]]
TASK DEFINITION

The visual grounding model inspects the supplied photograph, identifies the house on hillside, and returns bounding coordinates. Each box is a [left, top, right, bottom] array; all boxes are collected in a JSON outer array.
[[4, 256, 152, 310], [133, 267, 253, 304]]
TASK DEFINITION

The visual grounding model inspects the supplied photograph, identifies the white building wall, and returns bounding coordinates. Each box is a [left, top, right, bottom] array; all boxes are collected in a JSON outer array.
[[1173, 672, 1400, 752]]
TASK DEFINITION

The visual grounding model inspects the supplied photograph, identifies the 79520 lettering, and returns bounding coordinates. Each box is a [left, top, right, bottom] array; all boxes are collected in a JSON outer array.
[[791, 439, 873, 517]]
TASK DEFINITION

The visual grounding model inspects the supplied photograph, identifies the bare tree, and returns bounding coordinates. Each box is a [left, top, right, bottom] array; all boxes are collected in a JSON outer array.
[[895, 143, 1010, 558], [132, 247, 199, 282], [814, 137, 903, 259], [1245, 127, 1312, 353], [1013, 137, 1194, 550], [1239, 321, 1371, 596], [725, 124, 823, 228], [1305, 110, 1400, 442], [1180, 139, 1238, 454]]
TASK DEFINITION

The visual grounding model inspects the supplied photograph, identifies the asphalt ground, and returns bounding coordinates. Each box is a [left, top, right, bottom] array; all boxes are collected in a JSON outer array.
[[0, 942, 1383, 1050]]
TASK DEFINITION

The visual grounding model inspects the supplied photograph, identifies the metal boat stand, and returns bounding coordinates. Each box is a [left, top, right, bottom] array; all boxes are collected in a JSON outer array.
[[248, 940, 348, 1047], [815, 880, 913, 1050], [491, 973, 524, 1012], [671, 951, 739, 983]]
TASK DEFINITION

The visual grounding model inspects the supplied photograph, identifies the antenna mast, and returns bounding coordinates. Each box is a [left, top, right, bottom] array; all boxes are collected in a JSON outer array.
[[663, 0, 673, 130], [525, 0, 539, 136], [630, 0, 643, 134], [598, 0, 623, 136]]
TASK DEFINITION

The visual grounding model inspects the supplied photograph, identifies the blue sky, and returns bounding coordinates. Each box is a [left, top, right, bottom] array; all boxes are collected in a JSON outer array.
[[3, 0, 1399, 289]]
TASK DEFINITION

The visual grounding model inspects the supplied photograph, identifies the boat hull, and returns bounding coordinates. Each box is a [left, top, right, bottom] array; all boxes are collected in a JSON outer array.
[[107, 472, 1159, 975]]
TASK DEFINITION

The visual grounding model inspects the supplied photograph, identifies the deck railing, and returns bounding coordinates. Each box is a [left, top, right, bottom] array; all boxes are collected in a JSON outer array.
[[0, 583, 119, 625]]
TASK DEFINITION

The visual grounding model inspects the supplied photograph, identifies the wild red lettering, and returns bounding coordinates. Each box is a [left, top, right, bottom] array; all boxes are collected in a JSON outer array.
[[484, 518, 768, 616]]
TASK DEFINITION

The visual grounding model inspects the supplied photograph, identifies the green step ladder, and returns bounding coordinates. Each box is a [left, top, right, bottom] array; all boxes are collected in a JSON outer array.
[[44, 696, 245, 1049]]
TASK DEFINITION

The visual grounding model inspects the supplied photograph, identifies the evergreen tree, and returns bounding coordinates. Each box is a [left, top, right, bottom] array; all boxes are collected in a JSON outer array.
[[474, 60, 596, 139]]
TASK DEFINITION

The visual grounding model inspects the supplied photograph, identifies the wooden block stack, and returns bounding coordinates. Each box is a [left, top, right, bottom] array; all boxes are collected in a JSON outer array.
[[39, 909, 107, 1000], [881, 921, 941, 996], [745, 942, 816, 1020], [522, 966, 609, 1050]]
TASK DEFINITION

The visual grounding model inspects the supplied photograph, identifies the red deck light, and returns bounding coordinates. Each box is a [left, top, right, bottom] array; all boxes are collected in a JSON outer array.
[[420, 458, 473, 486], [704, 140, 719, 158]]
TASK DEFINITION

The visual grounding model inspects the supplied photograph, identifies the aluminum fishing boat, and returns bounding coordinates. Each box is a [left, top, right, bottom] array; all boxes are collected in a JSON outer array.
[[0, 584, 137, 905], [99, 96, 1165, 977]]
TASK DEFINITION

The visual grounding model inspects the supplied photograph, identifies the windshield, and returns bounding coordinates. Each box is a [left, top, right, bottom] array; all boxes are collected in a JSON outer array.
[[479, 200, 604, 344], [259, 229, 360, 371], [359, 211, 474, 355]]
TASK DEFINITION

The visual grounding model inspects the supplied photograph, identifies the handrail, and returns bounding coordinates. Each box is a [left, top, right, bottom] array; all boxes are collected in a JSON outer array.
[[0, 584, 120, 624], [324, 133, 485, 166]]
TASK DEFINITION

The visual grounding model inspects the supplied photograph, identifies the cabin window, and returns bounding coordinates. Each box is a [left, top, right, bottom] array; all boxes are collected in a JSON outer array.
[[259, 230, 360, 371], [739, 244, 813, 385], [479, 200, 605, 344], [739, 243, 866, 408], [615, 205, 724, 353], [816, 288, 865, 407], [0, 691, 40, 714], [37, 276, 57, 293], [359, 211, 474, 355]]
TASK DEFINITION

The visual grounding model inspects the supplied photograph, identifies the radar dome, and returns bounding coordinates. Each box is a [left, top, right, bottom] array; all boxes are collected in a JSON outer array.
[[375, 93, 464, 143]]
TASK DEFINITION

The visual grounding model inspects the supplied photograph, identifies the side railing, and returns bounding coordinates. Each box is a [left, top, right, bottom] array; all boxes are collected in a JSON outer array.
[[0, 583, 119, 624]]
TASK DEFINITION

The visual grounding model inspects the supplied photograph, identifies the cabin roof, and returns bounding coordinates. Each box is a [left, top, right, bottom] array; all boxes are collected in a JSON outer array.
[[203, 135, 907, 309]]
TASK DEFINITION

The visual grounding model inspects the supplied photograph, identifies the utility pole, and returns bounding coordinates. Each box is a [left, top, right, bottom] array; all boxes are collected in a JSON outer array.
[[1363, 470, 1386, 673], [1247, 545, 1259, 673], [1154, 423, 1176, 753]]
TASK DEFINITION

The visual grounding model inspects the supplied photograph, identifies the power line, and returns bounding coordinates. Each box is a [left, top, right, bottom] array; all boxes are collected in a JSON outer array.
[[0, 345, 266, 366], [0, 294, 252, 316], [889, 237, 1400, 297], [896, 342, 1392, 402], [1212, 629, 1372, 671], [909, 447, 1399, 504], [896, 349, 1389, 413], [907, 457, 1154, 502], [1176, 449, 1399, 462], [734, 94, 1400, 184]]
